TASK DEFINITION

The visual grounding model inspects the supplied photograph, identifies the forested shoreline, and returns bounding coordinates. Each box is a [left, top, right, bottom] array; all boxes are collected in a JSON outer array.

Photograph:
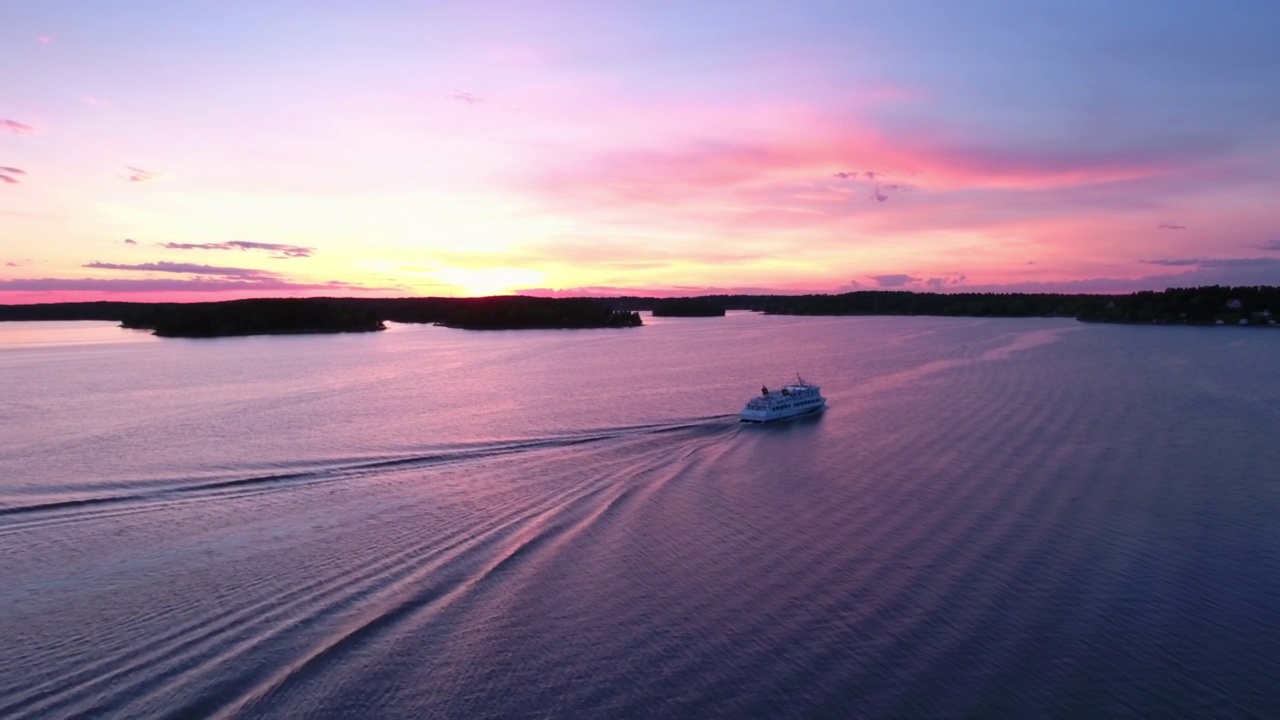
[[1, 286, 1276, 336], [0, 297, 642, 336]]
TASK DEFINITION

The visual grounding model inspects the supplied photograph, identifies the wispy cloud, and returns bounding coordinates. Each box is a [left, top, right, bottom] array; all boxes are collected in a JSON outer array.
[[124, 238, 137, 245], [1158, 222, 1187, 230], [869, 273, 920, 288], [161, 240, 314, 258], [1, 120, 34, 134], [83, 96, 110, 107], [532, 124, 1173, 219], [834, 168, 914, 203], [504, 257, 1280, 298], [0, 276, 382, 295], [1254, 239, 1280, 252], [1141, 257, 1280, 271], [124, 166, 164, 183], [84, 261, 275, 279], [834, 170, 887, 180], [925, 274, 967, 289], [0, 167, 23, 184], [1142, 258, 1201, 267], [841, 259, 1280, 295], [958, 258, 1280, 294], [450, 91, 484, 105], [834, 272, 967, 292], [17, 259, 398, 298]]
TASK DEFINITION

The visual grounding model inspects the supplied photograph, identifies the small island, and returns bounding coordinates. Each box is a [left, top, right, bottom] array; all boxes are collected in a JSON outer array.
[[122, 298, 386, 337], [651, 298, 726, 317], [126, 297, 642, 335], [0, 296, 642, 337]]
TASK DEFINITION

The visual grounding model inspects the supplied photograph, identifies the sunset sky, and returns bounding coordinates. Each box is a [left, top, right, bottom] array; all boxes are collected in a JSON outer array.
[[3, 1, 1280, 302]]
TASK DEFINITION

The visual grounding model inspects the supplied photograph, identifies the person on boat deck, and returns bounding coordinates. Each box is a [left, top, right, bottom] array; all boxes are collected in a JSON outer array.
[[761, 385, 769, 396]]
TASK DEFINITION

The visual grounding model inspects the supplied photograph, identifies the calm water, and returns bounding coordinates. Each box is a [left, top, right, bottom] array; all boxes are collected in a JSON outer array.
[[1, 314, 1278, 718]]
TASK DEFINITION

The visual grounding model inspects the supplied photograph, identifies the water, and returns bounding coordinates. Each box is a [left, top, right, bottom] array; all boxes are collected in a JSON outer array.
[[1, 314, 1278, 718]]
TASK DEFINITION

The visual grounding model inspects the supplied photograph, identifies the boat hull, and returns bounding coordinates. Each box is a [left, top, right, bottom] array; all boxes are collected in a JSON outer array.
[[739, 401, 826, 423]]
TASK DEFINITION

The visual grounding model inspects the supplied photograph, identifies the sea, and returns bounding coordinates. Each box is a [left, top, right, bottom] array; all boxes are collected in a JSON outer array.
[[1, 313, 1278, 718]]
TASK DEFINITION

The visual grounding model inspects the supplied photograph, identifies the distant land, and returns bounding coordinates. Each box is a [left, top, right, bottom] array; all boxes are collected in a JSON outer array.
[[0, 286, 1276, 337], [0, 296, 643, 336], [651, 298, 726, 317], [617, 286, 1280, 326], [128, 298, 384, 337]]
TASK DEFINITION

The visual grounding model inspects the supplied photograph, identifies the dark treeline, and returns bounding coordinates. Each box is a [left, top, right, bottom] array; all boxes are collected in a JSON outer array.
[[0, 301, 141, 322], [651, 298, 726, 317], [0, 296, 642, 336], [747, 291, 1101, 317], [611, 286, 1280, 325], [608, 291, 1097, 315], [123, 298, 385, 337], [2, 286, 1276, 335], [1076, 286, 1280, 325], [401, 296, 643, 330]]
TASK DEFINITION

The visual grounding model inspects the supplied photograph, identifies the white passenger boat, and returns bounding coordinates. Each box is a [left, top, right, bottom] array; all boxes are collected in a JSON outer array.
[[740, 376, 826, 423]]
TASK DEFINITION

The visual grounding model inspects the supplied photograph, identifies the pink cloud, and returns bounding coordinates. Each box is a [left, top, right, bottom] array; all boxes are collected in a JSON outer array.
[[883, 142, 1166, 190], [162, 240, 314, 258], [124, 166, 164, 183], [867, 274, 920, 287], [534, 141, 806, 206], [516, 256, 1280, 298], [1, 120, 34, 134], [1, 277, 353, 292], [0, 276, 402, 305], [83, 261, 276, 278], [525, 122, 1179, 218], [450, 91, 484, 105]]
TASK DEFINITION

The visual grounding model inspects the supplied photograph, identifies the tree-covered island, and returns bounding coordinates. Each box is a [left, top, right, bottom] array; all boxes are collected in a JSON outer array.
[[121, 298, 386, 337], [0, 296, 642, 337]]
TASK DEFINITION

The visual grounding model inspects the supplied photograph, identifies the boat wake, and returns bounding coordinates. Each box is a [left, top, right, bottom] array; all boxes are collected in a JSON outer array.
[[0, 414, 755, 718], [0, 416, 738, 525]]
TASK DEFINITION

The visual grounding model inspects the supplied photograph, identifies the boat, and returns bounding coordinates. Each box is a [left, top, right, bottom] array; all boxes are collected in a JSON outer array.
[[740, 375, 826, 423]]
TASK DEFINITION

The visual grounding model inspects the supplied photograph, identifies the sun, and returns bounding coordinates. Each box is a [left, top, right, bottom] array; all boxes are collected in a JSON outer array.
[[436, 267, 546, 297]]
